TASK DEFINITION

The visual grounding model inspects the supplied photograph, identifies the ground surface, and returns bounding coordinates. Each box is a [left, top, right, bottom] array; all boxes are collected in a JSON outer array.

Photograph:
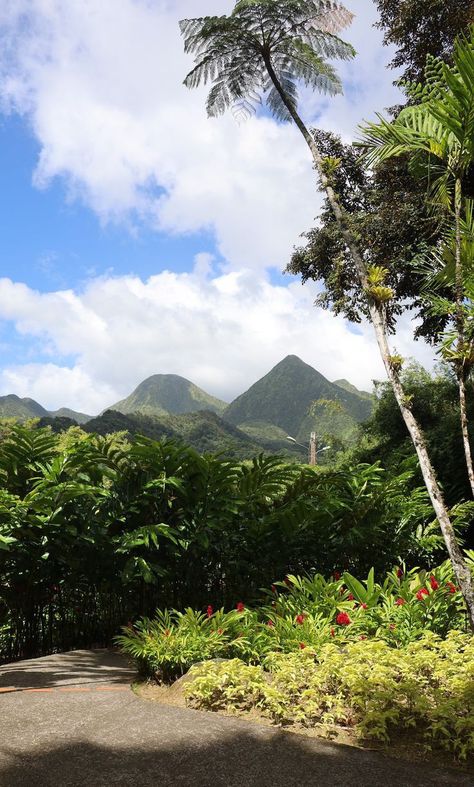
[[1, 650, 472, 787]]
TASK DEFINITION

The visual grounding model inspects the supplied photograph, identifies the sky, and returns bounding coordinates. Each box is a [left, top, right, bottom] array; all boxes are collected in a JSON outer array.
[[0, 0, 437, 414]]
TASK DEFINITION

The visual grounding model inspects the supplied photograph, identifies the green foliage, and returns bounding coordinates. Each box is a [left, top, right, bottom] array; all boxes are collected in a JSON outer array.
[[185, 631, 474, 759], [119, 560, 468, 682], [180, 1, 355, 122]]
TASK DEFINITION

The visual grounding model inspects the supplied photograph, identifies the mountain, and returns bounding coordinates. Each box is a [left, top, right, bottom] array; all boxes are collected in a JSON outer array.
[[0, 394, 49, 420], [49, 407, 92, 424], [223, 355, 373, 440], [109, 374, 227, 417]]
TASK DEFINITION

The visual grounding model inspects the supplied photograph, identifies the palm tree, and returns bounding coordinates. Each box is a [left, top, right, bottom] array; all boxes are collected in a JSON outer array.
[[361, 31, 474, 498], [180, 1, 474, 627]]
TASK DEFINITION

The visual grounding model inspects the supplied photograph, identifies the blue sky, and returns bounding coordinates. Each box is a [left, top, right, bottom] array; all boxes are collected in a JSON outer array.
[[0, 0, 435, 414]]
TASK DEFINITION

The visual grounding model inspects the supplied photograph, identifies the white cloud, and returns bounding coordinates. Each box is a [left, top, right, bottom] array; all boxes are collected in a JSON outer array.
[[0, 266, 436, 413], [0, 0, 401, 271]]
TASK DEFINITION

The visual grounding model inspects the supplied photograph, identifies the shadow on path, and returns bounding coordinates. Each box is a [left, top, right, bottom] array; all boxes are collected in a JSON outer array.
[[0, 649, 135, 689], [1, 723, 472, 787]]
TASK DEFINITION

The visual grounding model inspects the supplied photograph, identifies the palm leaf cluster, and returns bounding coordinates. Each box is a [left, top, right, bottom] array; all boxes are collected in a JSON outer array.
[[360, 28, 474, 208], [180, 0, 355, 121]]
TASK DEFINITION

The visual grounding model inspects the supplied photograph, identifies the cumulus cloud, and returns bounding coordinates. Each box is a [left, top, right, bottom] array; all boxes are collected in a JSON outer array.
[[0, 266, 436, 413], [0, 0, 401, 271]]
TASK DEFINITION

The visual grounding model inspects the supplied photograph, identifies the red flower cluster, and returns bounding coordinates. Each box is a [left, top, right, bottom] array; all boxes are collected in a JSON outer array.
[[336, 611, 351, 626], [395, 597, 406, 606], [347, 593, 354, 601], [299, 642, 306, 649], [416, 588, 429, 601], [360, 602, 368, 610], [295, 613, 306, 625], [429, 575, 439, 591], [206, 605, 213, 618], [236, 602, 245, 612], [267, 619, 275, 628], [446, 581, 457, 594]]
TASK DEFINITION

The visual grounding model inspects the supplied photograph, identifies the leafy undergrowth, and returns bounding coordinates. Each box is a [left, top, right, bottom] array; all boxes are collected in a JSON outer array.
[[118, 561, 474, 761], [183, 633, 474, 762]]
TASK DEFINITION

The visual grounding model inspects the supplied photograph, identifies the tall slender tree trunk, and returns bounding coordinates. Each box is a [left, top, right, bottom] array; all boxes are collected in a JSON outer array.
[[264, 57, 474, 628], [454, 177, 474, 496]]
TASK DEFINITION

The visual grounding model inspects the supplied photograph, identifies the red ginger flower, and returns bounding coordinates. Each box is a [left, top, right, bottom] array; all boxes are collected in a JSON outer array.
[[267, 619, 275, 627], [336, 611, 351, 626], [429, 575, 439, 591], [416, 588, 429, 601], [295, 614, 306, 625], [446, 581, 457, 594], [236, 601, 245, 612], [360, 602, 368, 610], [347, 593, 354, 601], [330, 628, 335, 638], [299, 642, 306, 649], [396, 568, 403, 579], [206, 605, 213, 618], [395, 597, 406, 606]]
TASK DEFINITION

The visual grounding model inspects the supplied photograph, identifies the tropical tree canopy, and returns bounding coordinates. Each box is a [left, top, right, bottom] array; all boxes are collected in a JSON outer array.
[[180, 0, 355, 122]]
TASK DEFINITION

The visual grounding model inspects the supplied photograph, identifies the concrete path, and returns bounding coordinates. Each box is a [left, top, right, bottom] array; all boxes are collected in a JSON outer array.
[[1, 651, 472, 787]]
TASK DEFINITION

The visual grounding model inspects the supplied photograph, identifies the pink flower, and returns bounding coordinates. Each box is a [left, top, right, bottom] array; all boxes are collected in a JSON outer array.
[[236, 602, 245, 612], [336, 611, 351, 626], [206, 605, 213, 618], [395, 597, 406, 606]]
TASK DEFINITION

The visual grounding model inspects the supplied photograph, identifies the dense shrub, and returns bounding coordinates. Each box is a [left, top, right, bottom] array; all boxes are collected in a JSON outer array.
[[117, 560, 470, 681], [1, 424, 444, 660], [184, 632, 474, 760]]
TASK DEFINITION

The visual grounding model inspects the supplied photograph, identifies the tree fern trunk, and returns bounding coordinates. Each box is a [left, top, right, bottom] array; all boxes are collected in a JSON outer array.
[[264, 57, 474, 628], [454, 177, 474, 497]]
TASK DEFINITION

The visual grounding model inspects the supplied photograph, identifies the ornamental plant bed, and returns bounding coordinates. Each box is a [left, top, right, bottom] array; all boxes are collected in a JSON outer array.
[[119, 562, 474, 762]]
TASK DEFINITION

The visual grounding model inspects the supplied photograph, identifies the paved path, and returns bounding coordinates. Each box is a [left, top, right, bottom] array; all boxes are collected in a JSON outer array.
[[1, 651, 472, 787]]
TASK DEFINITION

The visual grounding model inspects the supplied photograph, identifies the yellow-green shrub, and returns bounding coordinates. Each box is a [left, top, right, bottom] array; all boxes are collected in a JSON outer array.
[[185, 631, 474, 760]]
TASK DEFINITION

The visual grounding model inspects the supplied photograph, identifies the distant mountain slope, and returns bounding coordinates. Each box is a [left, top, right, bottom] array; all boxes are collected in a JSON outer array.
[[224, 355, 373, 437], [49, 407, 92, 424], [83, 410, 266, 459], [0, 394, 49, 420], [333, 379, 373, 401], [109, 374, 227, 417]]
